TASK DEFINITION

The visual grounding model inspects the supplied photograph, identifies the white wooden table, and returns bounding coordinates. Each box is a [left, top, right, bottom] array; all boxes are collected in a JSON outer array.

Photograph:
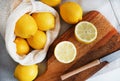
[[0, 0, 120, 81]]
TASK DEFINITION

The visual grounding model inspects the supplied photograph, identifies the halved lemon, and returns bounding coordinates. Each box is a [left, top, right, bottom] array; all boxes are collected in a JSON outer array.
[[54, 41, 77, 63], [75, 21, 97, 44]]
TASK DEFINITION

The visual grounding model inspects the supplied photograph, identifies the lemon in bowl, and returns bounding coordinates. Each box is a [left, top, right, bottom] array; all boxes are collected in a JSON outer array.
[[75, 21, 98, 44], [32, 12, 55, 31], [15, 14, 38, 38], [14, 37, 30, 56], [27, 30, 47, 50]]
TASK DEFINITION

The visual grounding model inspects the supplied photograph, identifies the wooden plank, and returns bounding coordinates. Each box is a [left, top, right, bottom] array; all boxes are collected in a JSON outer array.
[[35, 11, 117, 81]]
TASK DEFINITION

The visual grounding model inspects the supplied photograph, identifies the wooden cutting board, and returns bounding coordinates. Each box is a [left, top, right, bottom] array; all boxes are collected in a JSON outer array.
[[64, 33, 120, 81], [35, 11, 120, 81]]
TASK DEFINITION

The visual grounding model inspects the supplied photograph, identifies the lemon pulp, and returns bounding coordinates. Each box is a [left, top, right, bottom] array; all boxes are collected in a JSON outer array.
[[75, 21, 97, 44], [54, 41, 77, 63]]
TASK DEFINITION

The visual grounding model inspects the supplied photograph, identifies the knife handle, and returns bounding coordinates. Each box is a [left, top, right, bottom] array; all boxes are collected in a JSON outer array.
[[61, 59, 101, 80]]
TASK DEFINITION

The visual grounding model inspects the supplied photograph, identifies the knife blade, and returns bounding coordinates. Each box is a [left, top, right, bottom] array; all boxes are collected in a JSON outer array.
[[61, 50, 120, 80], [100, 50, 120, 62]]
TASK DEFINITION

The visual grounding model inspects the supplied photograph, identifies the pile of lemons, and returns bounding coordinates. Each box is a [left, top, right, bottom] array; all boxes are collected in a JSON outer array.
[[15, 12, 55, 56], [14, 0, 98, 81], [14, 12, 55, 81]]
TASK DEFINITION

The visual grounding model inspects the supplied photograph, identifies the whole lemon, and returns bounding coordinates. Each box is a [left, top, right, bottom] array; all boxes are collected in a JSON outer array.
[[14, 37, 30, 56], [32, 12, 55, 31], [27, 30, 47, 50], [60, 2, 83, 24], [40, 0, 61, 6], [14, 64, 38, 81], [15, 14, 38, 38]]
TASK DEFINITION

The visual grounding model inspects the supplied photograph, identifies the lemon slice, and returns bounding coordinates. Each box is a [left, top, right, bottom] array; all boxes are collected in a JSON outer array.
[[75, 21, 97, 44], [54, 41, 77, 63]]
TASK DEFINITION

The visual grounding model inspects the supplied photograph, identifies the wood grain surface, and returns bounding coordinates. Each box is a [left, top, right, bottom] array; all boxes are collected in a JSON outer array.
[[35, 11, 120, 81], [64, 33, 120, 81]]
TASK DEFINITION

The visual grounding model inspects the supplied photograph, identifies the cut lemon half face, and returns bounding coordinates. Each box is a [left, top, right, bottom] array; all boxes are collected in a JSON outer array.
[[75, 21, 97, 44], [54, 41, 77, 63]]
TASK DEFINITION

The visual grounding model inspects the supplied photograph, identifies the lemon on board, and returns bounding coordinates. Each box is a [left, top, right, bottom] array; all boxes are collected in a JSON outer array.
[[60, 2, 83, 24], [54, 41, 77, 63], [75, 21, 98, 44], [15, 14, 38, 38], [14, 37, 30, 56], [27, 30, 47, 50], [40, 0, 61, 6], [14, 64, 38, 81], [32, 12, 55, 31]]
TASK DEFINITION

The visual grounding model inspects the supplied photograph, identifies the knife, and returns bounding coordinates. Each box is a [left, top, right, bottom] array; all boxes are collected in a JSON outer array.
[[61, 50, 120, 80]]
